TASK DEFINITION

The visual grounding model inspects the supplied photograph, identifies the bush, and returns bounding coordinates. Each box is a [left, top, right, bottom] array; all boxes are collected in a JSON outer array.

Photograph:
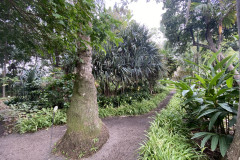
[[40, 74, 74, 108], [139, 94, 206, 160], [6, 72, 74, 110], [97, 91, 151, 108]]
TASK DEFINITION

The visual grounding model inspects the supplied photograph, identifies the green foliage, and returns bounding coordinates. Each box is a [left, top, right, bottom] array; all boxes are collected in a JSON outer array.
[[93, 22, 166, 95], [40, 73, 74, 108], [99, 89, 169, 118], [161, 0, 237, 54], [168, 53, 238, 157], [15, 88, 169, 133], [16, 108, 66, 134], [97, 91, 151, 108], [139, 94, 206, 160], [6, 69, 73, 110]]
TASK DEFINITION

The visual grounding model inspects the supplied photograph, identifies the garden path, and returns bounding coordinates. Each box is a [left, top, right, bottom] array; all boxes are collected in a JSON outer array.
[[0, 91, 175, 160]]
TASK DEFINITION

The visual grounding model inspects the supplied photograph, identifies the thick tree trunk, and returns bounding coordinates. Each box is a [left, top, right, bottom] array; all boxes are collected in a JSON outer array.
[[55, 31, 109, 159], [227, 0, 240, 159]]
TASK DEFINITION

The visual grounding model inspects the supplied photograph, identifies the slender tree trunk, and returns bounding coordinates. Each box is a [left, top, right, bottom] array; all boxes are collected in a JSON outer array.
[[227, 0, 240, 159], [2, 54, 6, 97], [185, 0, 191, 25], [55, 26, 109, 159], [55, 49, 60, 67], [114, 81, 119, 95]]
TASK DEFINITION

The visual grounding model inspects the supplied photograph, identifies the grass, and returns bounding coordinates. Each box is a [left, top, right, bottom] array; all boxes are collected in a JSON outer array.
[[138, 94, 207, 160], [15, 88, 170, 133]]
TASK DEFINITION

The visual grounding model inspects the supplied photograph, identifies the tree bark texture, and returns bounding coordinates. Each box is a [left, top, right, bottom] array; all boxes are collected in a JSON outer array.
[[55, 30, 109, 159], [227, 0, 240, 159]]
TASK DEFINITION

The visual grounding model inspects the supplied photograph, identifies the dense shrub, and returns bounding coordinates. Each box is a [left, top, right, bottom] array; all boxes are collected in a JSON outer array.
[[97, 91, 151, 108], [40, 74, 74, 108], [6, 73, 74, 110], [139, 94, 206, 160]]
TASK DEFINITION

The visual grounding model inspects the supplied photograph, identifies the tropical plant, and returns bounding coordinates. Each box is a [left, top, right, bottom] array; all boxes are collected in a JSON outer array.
[[167, 52, 238, 157], [93, 22, 166, 95]]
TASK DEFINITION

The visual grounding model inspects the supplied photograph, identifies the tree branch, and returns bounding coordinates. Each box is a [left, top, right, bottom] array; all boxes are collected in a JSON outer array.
[[190, 28, 211, 50]]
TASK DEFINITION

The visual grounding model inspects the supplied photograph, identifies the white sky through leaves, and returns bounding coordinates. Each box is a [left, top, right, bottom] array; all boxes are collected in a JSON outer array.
[[105, 0, 166, 45]]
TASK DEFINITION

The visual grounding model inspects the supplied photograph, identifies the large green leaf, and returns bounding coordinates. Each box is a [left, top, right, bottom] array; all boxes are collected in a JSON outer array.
[[183, 97, 195, 105], [201, 134, 212, 148], [214, 55, 231, 71], [198, 104, 211, 113], [192, 132, 209, 139], [219, 136, 228, 157], [207, 50, 221, 67], [195, 74, 206, 88], [209, 112, 221, 131], [198, 109, 218, 118], [211, 135, 219, 151], [208, 71, 224, 89], [225, 54, 237, 70], [216, 88, 229, 97], [218, 103, 233, 113], [184, 59, 209, 72], [213, 88, 229, 101], [175, 81, 190, 90], [226, 77, 233, 88]]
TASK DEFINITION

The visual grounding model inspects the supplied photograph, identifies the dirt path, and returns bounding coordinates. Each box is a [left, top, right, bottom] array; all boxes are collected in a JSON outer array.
[[0, 91, 175, 160]]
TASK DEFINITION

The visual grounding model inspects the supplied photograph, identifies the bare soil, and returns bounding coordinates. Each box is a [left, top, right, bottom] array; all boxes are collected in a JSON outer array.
[[0, 91, 175, 160]]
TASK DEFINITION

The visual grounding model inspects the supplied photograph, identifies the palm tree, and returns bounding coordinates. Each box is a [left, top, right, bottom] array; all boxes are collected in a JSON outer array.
[[93, 22, 166, 95]]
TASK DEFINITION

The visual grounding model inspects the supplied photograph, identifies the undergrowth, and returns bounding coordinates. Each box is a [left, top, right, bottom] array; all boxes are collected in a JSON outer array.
[[16, 89, 170, 133], [99, 89, 170, 118], [139, 94, 207, 160], [16, 108, 66, 134]]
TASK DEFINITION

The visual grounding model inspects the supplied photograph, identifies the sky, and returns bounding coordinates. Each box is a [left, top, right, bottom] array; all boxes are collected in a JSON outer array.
[[105, 0, 166, 45]]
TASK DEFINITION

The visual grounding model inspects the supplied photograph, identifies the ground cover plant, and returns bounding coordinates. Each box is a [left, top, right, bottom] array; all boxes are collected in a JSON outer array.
[[139, 94, 206, 160], [15, 88, 170, 133], [16, 108, 67, 134]]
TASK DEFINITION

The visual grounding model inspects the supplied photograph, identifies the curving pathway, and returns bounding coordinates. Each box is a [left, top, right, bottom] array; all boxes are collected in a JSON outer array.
[[0, 91, 175, 160]]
